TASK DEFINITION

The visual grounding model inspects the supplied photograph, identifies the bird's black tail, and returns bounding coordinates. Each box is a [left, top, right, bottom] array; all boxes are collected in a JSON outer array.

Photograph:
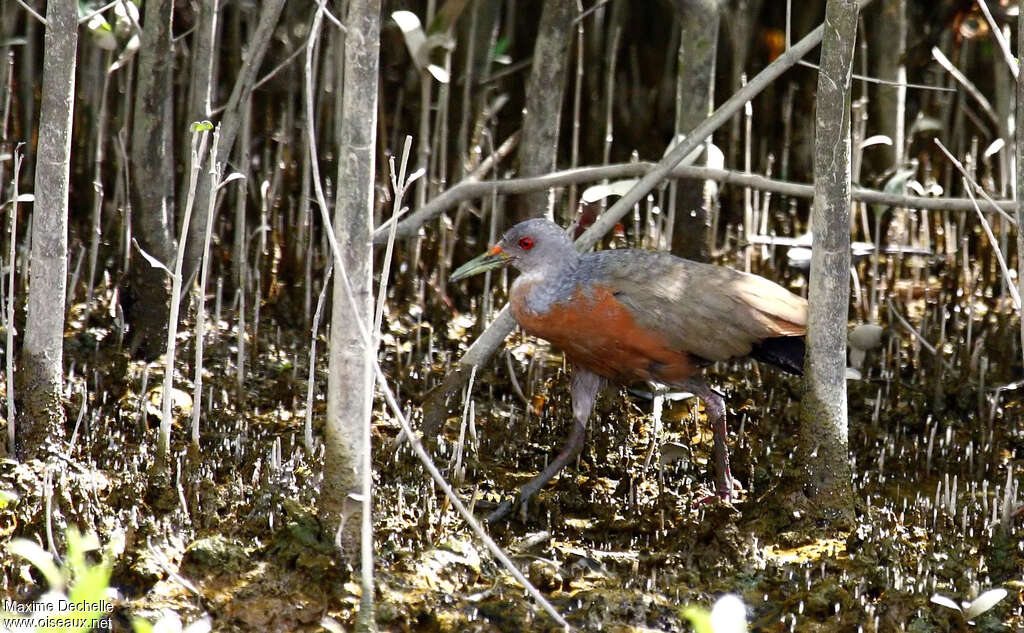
[[751, 336, 805, 376]]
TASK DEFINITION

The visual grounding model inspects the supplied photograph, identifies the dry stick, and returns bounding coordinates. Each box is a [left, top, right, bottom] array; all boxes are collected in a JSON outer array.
[[419, 4, 878, 437], [931, 46, 1000, 132], [191, 131, 229, 449], [373, 131, 519, 239], [379, 161, 1014, 243], [452, 365, 477, 486], [886, 299, 955, 372], [304, 264, 331, 455], [5, 147, 23, 455], [86, 52, 113, 311], [376, 135, 421, 339], [976, 0, 1018, 80], [934, 138, 1022, 310], [1017, 0, 1024, 372], [154, 128, 210, 468]]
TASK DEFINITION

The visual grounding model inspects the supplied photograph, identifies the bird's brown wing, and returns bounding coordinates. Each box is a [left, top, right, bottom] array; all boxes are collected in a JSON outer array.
[[589, 250, 807, 363]]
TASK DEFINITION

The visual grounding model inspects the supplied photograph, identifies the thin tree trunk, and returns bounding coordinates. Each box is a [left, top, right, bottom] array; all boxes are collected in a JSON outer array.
[[126, 0, 175, 359], [1017, 3, 1024, 365], [796, 0, 858, 525], [322, 0, 380, 629], [512, 0, 576, 223], [18, 0, 77, 460], [670, 0, 719, 260], [182, 0, 288, 291], [868, 0, 905, 169]]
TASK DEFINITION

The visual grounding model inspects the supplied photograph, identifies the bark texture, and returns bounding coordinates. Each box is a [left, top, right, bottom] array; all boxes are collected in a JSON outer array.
[[867, 0, 905, 169], [512, 0, 575, 223], [797, 0, 858, 525], [126, 0, 175, 359], [1017, 3, 1024, 360], [671, 0, 720, 260], [323, 0, 379, 557], [182, 0, 287, 289], [18, 0, 77, 460]]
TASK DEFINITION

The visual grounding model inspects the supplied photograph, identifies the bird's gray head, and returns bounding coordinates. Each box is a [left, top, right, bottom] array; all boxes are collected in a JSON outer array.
[[449, 218, 577, 282]]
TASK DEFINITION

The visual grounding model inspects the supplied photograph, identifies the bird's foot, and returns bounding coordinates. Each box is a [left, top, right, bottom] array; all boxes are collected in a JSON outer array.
[[695, 479, 744, 506]]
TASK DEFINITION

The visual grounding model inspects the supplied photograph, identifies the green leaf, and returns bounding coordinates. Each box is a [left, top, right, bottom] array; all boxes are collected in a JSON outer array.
[[133, 618, 156, 633], [492, 37, 509, 60], [682, 605, 713, 633], [0, 489, 19, 508], [6, 539, 64, 591]]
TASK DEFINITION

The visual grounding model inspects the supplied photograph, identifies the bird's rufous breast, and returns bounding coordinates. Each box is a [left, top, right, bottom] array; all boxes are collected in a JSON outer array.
[[510, 281, 702, 385]]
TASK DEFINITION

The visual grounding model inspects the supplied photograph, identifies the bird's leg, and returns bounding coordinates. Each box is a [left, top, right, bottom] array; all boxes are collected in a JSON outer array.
[[678, 378, 733, 502], [487, 367, 604, 523]]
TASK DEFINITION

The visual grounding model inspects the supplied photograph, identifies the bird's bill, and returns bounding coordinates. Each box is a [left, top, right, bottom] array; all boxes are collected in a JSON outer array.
[[450, 245, 511, 282]]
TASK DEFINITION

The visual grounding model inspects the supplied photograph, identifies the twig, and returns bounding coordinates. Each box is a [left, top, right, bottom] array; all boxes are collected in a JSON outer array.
[[14, 0, 45, 25], [378, 160, 1016, 242], [504, 349, 531, 408], [886, 300, 955, 372], [933, 138, 1021, 310], [931, 46, 1000, 131], [374, 131, 519, 240], [975, 0, 1018, 79], [796, 59, 954, 92]]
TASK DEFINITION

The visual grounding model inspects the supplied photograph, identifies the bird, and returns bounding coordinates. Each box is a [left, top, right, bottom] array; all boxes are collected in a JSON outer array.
[[450, 218, 807, 522]]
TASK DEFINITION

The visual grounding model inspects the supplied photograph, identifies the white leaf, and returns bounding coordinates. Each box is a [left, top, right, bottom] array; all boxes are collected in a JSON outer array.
[[860, 135, 893, 149], [963, 588, 1007, 619], [849, 323, 884, 351], [658, 441, 690, 466], [427, 64, 450, 83], [320, 617, 345, 633], [182, 616, 213, 633], [152, 612, 184, 633], [883, 167, 917, 195], [929, 594, 961, 612], [983, 138, 1005, 160], [704, 142, 725, 170], [392, 11, 427, 69], [133, 239, 172, 276], [16, 193, 34, 202], [87, 15, 119, 51], [218, 173, 246, 190], [786, 246, 812, 265], [581, 179, 639, 203]]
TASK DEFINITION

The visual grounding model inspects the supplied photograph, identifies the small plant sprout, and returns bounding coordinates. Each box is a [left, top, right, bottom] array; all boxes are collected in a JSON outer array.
[[930, 587, 1008, 625], [4, 528, 123, 633]]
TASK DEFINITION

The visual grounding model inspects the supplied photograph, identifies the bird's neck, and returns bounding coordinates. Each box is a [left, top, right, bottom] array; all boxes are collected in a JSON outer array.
[[512, 252, 580, 313]]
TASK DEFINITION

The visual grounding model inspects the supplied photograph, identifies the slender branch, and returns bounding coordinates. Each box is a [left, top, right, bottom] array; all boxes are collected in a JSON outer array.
[[374, 131, 519, 239], [931, 46, 1000, 131], [934, 139, 1022, 311], [14, 0, 45, 25], [377, 161, 1016, 242], [975, 0, 1018, 79]]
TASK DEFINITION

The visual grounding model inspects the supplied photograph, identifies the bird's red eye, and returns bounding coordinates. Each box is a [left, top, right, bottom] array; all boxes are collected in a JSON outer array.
[[518, 237, 534, 250]]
